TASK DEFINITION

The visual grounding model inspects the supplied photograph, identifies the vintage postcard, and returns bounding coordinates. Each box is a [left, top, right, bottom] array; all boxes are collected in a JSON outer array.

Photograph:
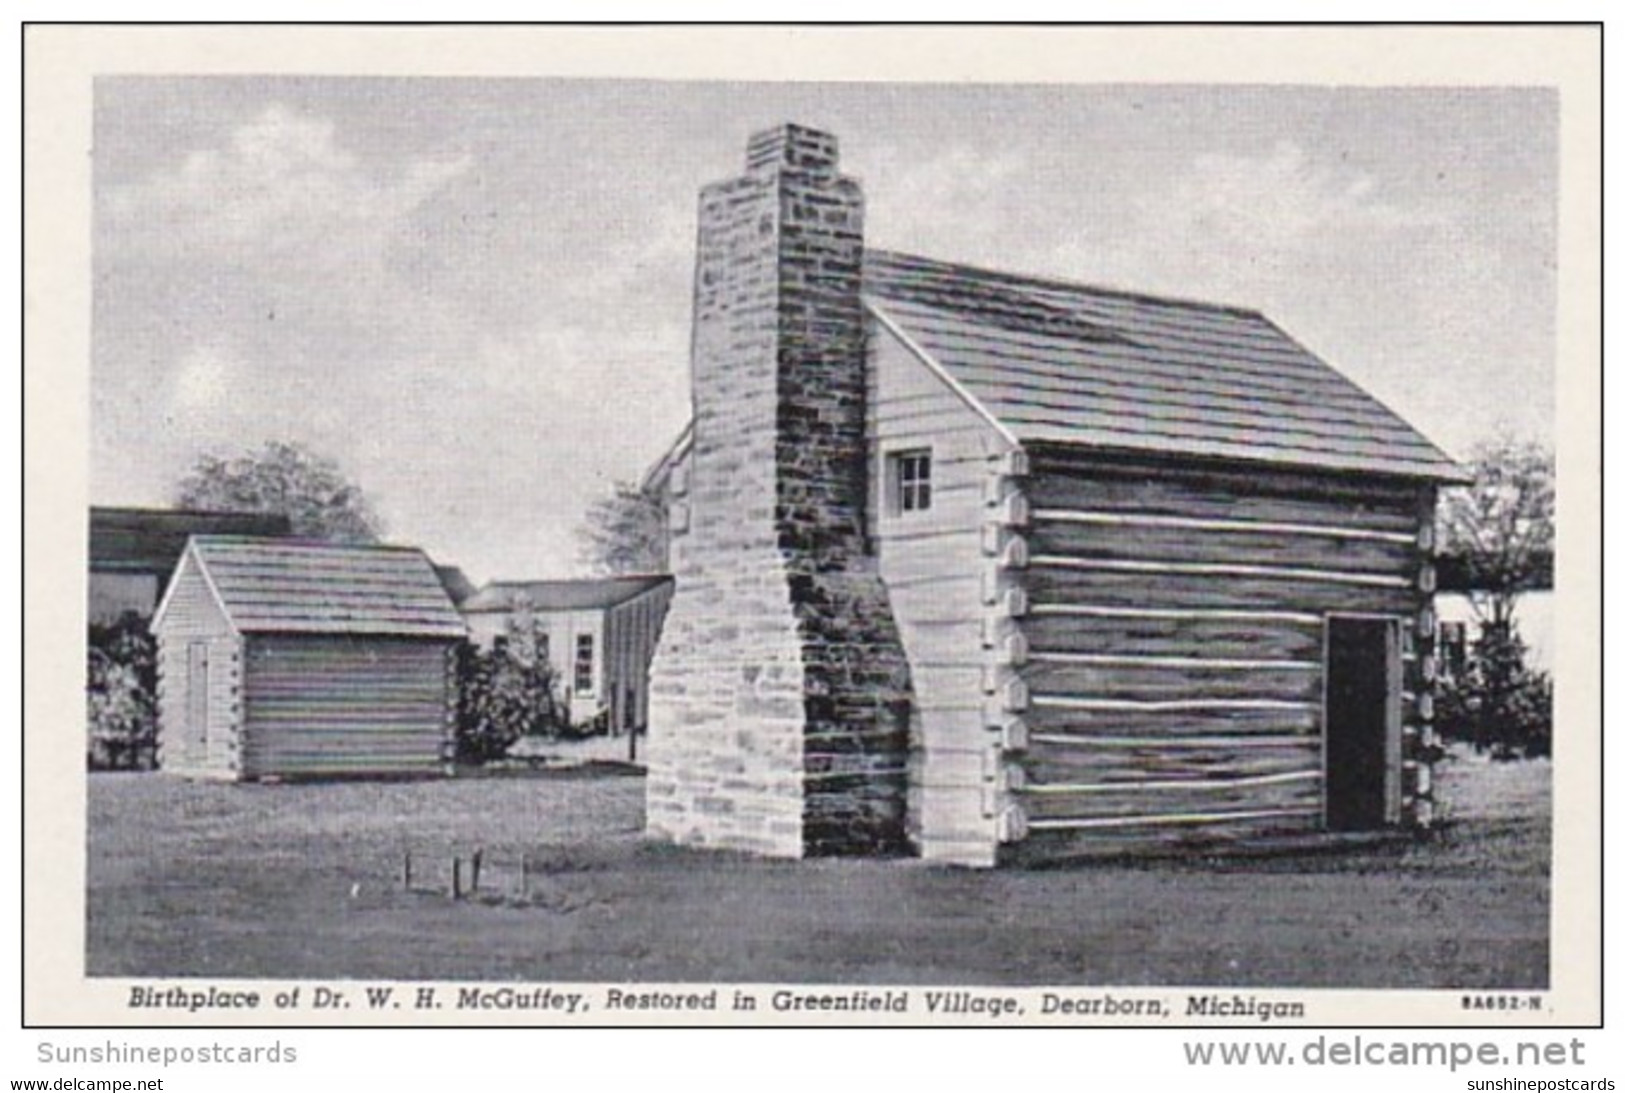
[[22, 24, 1601, 1031]]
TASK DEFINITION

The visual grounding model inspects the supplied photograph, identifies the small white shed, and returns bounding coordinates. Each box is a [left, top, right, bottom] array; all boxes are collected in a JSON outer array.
[[151, 536, 467, 780]]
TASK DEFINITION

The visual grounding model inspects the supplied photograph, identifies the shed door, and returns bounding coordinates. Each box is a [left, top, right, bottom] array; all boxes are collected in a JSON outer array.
[[1324, 616, 1401, 830], [186, 641, 210, 749]]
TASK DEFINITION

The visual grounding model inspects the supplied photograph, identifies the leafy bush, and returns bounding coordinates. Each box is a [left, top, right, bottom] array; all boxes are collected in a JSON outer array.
[[1434, 623, 1552, 760], [86, 614, 158, 770], [453, 620, 569, 764], [555, 703, 611, 742]]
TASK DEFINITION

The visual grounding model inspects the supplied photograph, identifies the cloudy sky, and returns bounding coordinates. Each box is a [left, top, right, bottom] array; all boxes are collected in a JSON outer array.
[[92, 78, 1557, 583]]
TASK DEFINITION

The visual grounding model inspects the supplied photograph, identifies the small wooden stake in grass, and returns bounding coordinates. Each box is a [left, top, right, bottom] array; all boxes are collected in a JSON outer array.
[[451, 856, 463, 901], [402, 850, 413, 891], [472, 848, 483, 893]]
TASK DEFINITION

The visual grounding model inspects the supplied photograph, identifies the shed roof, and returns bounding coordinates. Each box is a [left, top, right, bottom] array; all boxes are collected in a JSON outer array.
[[157, 536, 467, 638], [90, 507, 293, 575], [461, 575, 673, 614], [862, 251, 1468, 484], [432, 564, 479, 606]]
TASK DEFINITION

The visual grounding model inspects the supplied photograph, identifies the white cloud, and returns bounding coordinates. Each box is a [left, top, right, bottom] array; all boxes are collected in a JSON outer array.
[[863, 144, 1029, 258], [464, 317, 689, 459], [154, 338, 347, 455], [169, 342, 237, 410], [1025, 139, 1443, 314], [565, 200, 695, 312], [1146, 140, 1428, 253], [331, 313, 691, 581], [105, 103, 470, 262]]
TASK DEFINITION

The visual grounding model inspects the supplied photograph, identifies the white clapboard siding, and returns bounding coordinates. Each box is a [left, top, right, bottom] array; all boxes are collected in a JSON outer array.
[[867, 309, 1020, 865], [602, 580, 676, 733], [152, 550, 243, 778]]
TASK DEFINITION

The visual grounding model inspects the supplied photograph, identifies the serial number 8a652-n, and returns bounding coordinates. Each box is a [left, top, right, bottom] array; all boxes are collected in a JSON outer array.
[[1461, 994, 1543, 1011]]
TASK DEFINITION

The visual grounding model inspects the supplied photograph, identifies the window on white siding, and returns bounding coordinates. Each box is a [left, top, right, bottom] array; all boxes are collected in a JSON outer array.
[[890, 449, 932, 515], [574, 634, 594, 693], [1439, 622, 1468, 682]]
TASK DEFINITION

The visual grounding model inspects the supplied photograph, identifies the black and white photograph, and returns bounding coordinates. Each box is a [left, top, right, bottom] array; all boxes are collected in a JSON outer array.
[[22, 24, 1600, 1037]]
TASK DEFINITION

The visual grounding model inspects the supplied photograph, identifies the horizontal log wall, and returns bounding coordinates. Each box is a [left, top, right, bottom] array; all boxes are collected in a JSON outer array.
[[1024, 452, 1422, 531], [241, 635, 454, 778], [1020, 772, 1320, 822], [1024, 660, 1321, 703], [1028, 519, 1415, 574], [1025, 734, 1320, 784], [1027, 704, 1320, 737], [868, 314, 1022, 866], [1025, 566, 1419, 615], [1013, 446, 1432, 858]]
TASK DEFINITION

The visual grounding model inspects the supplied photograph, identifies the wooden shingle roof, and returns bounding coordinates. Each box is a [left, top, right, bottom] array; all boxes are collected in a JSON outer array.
[[863, 251, 1468, 484], [160, 536, 467, 638], [432, 564, 479, 607], [460, 575, 673, 614]]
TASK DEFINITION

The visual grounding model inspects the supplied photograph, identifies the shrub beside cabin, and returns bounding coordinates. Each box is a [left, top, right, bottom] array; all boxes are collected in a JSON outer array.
[[645, 124, 1470, 866], [460, 575, 675, 735], [152, 537, 466, 780]]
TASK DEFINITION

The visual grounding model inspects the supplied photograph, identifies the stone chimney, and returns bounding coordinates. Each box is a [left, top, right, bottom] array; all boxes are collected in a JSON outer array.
[[645, 124, 914, 857]]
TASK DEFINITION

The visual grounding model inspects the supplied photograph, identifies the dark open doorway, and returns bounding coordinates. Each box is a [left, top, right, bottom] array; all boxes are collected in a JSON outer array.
[[1324, 616, 1401, 831]]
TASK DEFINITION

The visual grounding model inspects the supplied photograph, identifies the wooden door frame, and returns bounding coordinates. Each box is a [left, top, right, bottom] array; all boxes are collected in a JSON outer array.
[[1321, 613, 1403, 829], [186, 640, 210, 753]]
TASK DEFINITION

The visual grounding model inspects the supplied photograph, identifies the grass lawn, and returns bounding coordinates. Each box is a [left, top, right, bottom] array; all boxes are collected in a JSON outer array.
[[86, 751, 1550, 989]]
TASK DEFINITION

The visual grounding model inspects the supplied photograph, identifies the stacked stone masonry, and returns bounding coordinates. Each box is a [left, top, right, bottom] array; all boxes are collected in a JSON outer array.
[[646, 124, 913, 857]]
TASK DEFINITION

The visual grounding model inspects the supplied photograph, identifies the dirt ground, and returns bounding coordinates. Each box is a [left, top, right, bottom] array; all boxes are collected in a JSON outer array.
[[84, 752, 1551, 988]]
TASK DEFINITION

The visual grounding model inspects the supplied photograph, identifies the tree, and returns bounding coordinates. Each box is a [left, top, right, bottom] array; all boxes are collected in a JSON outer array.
[[576, 480, 668, 575], [453, 609, 568, 764], [1434, 626, 1552, 760], [1439, 433, 1554, 633], [174, 440, 383, 543], [1435, 433, 1556, 759]]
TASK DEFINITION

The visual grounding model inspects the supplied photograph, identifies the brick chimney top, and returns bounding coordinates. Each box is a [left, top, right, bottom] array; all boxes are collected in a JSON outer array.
[[745, 123, 839, 180]]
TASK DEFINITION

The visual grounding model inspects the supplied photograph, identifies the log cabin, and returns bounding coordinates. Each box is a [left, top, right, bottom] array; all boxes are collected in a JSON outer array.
[[644, 123, 1469, 866], [151, 536, 466, 780]]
